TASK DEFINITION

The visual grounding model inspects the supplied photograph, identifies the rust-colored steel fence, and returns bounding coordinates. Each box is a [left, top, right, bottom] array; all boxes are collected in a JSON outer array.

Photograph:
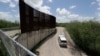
[[19, 0, 56, 33], [0, 0, 56, 56], [17, 0, 56, 50]]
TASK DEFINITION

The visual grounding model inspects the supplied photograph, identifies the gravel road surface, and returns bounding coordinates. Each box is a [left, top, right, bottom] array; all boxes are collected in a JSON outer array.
[[4, 30, 20, 37], [36, 27, 87, 56]]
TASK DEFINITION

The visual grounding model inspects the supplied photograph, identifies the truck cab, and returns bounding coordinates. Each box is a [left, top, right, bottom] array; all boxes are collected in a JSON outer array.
[[58, 35, 67, 47]]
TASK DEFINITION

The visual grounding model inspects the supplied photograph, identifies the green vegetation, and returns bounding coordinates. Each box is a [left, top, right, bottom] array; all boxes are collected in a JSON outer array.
[[57, 21, 100, 56], [0, 41, 7, 56], [0, 19, 19, 28]]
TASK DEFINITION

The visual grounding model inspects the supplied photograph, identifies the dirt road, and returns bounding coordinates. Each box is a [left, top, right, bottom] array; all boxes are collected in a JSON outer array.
[[4, 30, 20, 37], [36, 27, 87, 56]]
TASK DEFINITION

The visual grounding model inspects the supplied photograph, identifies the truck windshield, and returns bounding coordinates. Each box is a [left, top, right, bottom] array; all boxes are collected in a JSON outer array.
[[61, 41, 66, 43]]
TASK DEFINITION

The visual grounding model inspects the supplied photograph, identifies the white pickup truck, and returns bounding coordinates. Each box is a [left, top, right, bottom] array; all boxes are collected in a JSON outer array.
[[58, 35, 67, 47]]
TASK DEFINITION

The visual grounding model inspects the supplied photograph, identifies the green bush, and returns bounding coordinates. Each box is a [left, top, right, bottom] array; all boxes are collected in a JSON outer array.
[[57, 21, 100, 56]]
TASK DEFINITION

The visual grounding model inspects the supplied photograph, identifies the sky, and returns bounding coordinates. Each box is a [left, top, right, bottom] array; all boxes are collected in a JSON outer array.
[[0, 0, 100, 23]]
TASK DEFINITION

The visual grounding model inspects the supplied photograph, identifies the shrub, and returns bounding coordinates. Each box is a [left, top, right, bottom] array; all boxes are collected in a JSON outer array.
[[57, 21, 100, 56]]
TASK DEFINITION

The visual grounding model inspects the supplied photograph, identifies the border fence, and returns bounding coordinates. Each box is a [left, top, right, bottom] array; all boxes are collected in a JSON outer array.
[[0, 0, 56, 56], [17, 0, 56, 49], [19, 0, 56, 33]]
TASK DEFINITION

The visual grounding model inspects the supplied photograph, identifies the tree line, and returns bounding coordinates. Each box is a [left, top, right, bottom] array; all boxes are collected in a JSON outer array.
[[0, 19, 19, 28]]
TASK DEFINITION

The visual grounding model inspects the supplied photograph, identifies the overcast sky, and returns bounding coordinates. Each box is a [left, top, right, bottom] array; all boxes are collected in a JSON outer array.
[[0, 0, 100, 22]]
